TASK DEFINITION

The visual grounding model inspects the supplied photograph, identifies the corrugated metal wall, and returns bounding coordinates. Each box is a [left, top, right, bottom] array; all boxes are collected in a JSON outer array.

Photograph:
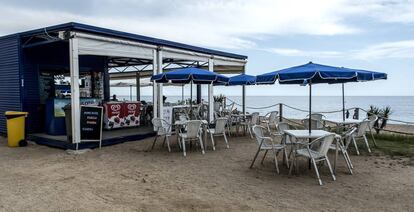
[[21, 44, 42, 133], [0, 35, 22, 134]]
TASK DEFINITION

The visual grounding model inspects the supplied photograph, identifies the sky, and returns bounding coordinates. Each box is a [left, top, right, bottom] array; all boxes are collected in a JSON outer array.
[[1, 0, 413, 96]]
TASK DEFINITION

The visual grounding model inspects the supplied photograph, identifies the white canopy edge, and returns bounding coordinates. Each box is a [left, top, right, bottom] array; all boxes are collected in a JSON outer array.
[[74, 32, 156, 59], [161, 46, 247, 66], [73, 32, 246, 67]]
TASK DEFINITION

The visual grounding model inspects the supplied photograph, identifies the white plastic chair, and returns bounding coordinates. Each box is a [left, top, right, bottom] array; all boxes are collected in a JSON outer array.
[[248, 112, 260, 138], [151, 118, 174, 152], [207, 117, 229, 150], [275, 122, 294, 145], [366, 114, 378, 146], [302, 118, 325, 130], [290, 133, 338, 185], [238, 112, 259, 138], [309, 113, 325, 121], [328, 127, 356, 174], [178, 120, 204, 157], [274, 122, 303, 161], [250, 125, 288, 174], [270, 122, 293, 168], [351, 120, 372, 155], [304, 113, 326, 130], [261, 111, 279, 132]]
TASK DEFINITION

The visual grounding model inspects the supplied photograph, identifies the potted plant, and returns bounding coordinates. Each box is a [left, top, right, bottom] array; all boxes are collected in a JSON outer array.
[[378, 106, 392, 134], [368, 105, 392, 134]]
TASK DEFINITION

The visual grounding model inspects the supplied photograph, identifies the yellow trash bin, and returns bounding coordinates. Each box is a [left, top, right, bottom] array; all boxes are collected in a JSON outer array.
[[5, 111, 28, 147]]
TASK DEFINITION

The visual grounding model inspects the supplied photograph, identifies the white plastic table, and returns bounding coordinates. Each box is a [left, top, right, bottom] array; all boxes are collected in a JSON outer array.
[[284, 130, 332, 139], [324, 118, 364, 125]]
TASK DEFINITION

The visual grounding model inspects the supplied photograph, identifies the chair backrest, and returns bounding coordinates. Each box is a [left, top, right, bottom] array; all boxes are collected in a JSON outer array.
[[214, 117, 228, 134], [193, 104, 201, 119], [302, 119, 323, 130], [276, 122, 291, 143], [185, 120, 202, 139], [342, 127, 357, 149], [368, 115, 378, 128], [269, 111, 278, 122], [251, 112, 260, 125], [152, 118, 169, 134], [309, 113, 324, 121], [313, 134, 336, 156], [213, 111, 220, 120], [228, 102, 235, 112], [178, 113, 188, 122], [252, 125, 271, 146], [356, 120, 370, 136], [277, 122, 290, 133]]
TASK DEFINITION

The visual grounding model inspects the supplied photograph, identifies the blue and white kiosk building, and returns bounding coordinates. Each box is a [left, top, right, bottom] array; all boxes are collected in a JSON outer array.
[[0, 22, 247, 149]]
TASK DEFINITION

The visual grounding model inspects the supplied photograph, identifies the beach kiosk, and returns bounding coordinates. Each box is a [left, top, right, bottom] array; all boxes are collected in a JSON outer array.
[[0, 22, 247, 149]]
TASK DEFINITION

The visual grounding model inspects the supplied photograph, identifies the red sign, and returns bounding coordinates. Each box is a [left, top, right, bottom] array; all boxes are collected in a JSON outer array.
[[103, 101, 141, 129], [123, 102, 141, 127]]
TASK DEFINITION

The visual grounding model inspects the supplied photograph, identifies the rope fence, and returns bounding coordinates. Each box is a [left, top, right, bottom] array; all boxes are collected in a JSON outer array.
[[224, 97, 414, 135]]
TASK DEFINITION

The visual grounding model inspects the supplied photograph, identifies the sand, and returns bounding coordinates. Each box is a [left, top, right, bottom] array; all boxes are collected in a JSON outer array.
[[0, 135, 413, 212]]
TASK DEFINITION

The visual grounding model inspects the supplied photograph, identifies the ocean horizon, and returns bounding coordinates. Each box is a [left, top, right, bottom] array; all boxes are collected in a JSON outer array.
[[117, 95, 414, 123]]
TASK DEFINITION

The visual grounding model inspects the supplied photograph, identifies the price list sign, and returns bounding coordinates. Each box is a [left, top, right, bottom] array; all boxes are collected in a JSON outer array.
[[80, 106, 103, 144]]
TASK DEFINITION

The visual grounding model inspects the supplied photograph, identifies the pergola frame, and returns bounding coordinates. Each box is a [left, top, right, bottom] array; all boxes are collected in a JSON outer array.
[[66, 31, 247, 145]]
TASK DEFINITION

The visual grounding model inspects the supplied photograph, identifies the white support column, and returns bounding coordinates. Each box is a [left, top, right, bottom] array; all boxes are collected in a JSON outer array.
[[208, 58, 214, 122], [152, 49, 158, 120], [69, 37, 81, 145], [157, 50, 163, 120], [242, 65, 246, 115]]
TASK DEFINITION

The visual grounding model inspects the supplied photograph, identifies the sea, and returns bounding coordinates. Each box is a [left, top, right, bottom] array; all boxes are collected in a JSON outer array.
[[118, 95, 414, 123]]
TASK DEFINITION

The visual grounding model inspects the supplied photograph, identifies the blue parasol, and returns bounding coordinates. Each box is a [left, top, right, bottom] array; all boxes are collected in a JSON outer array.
[[227, 74, 257, 86], [256, 62, 387, 132]]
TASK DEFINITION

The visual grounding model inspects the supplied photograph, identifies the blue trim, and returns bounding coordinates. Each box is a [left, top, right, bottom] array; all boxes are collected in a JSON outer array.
[[28, 131, 156, 150], [22, 39, 62, 48], [4, 22, 247, 60]]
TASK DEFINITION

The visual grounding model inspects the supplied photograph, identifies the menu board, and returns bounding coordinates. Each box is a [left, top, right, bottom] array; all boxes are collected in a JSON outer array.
[[80, 106, 103, 144], [39, 72, 55, 104]]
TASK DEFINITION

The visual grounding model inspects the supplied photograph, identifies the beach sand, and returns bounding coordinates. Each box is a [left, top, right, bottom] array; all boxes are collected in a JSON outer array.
[[0, 135, 413, 211]]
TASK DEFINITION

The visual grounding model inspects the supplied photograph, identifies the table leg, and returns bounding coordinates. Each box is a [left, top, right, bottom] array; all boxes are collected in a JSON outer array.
[[288, 135, 296, 176], [204, 125, 208, 150], [289, 149, 295, 176], [334, 139, 339, 174], [308, 138, 312, 170]]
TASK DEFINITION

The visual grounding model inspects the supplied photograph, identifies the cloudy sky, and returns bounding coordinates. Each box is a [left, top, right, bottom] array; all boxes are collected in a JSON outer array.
[[1, 0, 414, 96]]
